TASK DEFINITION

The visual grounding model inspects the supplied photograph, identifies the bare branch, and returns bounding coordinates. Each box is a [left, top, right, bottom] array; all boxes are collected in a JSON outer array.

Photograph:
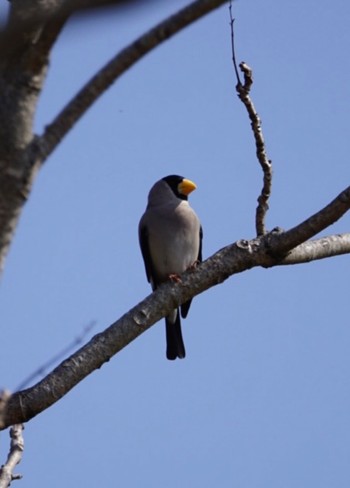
[[36, 0, 230, 162], [0, 425, 24, 488], [228, 6, 272, 235], [0, 1, 70, 274], [0, 1, 67, 67], [282, 233, 350, 265], [2, 184, 350, 429], [228, 1, 240, 84], [238, 62, 272, 236], [230, 31, 273, 236], [269, 185, 350, 255]]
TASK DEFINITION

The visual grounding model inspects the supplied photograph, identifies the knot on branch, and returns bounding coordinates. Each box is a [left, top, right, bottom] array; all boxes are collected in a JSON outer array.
[[261, 227, 291, 266]]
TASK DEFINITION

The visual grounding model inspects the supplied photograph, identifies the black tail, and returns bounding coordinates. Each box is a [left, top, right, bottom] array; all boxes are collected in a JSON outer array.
[[165, 310, 186, 360]]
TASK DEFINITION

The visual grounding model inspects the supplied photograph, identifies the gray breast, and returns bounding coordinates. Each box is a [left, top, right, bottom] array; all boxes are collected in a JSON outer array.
[[148, 201, 200, 282]]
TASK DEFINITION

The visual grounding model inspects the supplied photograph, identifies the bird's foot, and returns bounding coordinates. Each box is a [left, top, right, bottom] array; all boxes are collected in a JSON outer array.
[[188, 260, 200, 271], [169, 273, 182, 283]]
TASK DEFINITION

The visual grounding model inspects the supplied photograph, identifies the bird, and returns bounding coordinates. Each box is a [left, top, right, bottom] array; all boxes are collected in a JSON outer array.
[[138, 175, 202, 360]]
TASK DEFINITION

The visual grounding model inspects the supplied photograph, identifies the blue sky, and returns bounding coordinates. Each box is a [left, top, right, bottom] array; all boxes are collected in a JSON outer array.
[[1, 1, 350, 487]]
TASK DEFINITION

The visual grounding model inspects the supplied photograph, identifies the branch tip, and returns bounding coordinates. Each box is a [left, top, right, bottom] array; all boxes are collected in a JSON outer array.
[[229, 1, 241, 85]]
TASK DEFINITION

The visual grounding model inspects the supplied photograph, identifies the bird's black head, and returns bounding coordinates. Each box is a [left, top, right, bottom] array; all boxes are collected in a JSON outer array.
[[162, 175, 197, 200]]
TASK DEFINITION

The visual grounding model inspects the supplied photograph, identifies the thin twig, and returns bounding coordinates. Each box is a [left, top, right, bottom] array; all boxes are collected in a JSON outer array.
[[228, 1, 240, 84], [229, 16, 272, 236], [16, 321, 97, 391], [0, 425, 24, 488]]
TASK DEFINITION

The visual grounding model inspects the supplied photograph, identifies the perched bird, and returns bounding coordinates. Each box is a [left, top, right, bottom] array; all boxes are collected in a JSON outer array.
[[139, 175, 202, 360]]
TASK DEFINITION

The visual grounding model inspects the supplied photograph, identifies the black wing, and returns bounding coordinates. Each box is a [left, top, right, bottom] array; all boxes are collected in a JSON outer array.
[[198, 225, 203, 262], [139, 223, 156, 287], [181, 225, 203, 319]]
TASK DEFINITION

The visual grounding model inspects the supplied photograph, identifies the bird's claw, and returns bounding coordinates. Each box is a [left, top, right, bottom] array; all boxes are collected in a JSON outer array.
[[188, 260, 200, 271], [169, 273, 182, 283]]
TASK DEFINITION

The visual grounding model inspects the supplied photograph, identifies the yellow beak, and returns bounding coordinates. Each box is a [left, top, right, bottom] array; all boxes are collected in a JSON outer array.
[[178, 178, 197, 196]]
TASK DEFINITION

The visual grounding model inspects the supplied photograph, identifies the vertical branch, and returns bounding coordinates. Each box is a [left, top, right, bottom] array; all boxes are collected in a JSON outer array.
[[0, 424, 24, 488], [237, 62, 272, 236], [229, 3, 240, 84], [229, 4, 272, 236]]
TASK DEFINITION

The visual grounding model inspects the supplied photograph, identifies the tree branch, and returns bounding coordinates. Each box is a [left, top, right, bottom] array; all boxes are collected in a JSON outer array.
[[282, 233, 350, 265], [36, 0, 230, 162], [268, 185, 350, 256], [0, 425, 24, 488], [2, 184, 350, 429], [0, 1, 70, 274], [229, 13, 272, 237], [1, 1, 67, 69], [237, 62, 272, 237]]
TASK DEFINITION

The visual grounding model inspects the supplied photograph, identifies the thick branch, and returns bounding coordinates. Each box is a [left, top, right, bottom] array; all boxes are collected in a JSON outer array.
[[2, 184, 350, 428], [0, 1, 69, 273], [37, 0, 230, 162]]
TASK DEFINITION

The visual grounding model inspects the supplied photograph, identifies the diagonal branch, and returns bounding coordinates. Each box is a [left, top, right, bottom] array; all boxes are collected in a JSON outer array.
[[2, 184, 350, 429], [36, 0, 230, 163], [268, 185, 350, 256]]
